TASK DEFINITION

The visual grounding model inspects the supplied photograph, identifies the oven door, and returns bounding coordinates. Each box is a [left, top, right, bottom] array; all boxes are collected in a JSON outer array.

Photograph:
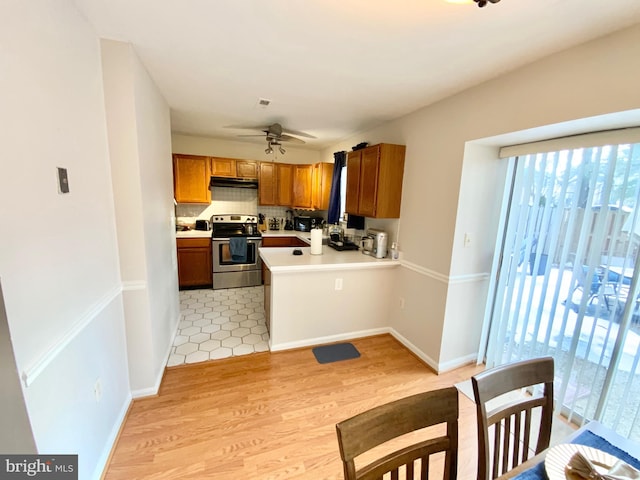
[[212, 238, 262, 273]]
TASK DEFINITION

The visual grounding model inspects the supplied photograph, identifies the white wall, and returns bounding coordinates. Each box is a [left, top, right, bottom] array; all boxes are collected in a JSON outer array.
[[323, 25, 640, 371], [171, 133, 322, 165], [0, 1, 131, 478], [101, 40, 179, 396], [269, 264, 397, 350]]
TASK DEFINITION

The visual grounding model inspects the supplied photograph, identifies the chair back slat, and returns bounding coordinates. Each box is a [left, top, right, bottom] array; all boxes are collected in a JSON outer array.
[[472, 357, 554, 480], [336, 387, 459, 480]]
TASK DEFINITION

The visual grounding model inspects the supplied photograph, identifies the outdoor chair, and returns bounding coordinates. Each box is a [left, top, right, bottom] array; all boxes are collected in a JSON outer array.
[[335, 387, 459, 480], [565, 264, 617, 313], [471, 357, 554, 480]]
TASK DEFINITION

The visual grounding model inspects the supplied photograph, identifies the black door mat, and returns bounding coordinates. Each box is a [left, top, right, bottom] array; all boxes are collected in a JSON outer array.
[[312, 342, 360, 364]]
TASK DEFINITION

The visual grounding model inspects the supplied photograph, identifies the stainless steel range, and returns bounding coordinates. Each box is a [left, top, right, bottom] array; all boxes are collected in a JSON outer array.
[[211, 214, 262, 290]]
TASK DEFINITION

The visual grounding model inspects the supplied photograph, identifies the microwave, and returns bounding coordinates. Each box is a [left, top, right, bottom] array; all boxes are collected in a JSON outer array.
[[294, 216, 313, 232]]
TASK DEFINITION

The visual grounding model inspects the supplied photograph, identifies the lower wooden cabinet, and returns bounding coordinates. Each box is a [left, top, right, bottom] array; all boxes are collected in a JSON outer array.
[[261, 236, 308, 247], [176, 238, 212, 289]]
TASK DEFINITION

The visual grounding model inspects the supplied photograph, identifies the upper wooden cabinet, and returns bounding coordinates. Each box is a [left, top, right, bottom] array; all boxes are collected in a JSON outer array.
[[236, 160, 258, 178], [211, 157, 258, 178], [277, 163, 293, 207], [292, 164, 313, 209], [173, 154, 211, 204], [210, 157, 236, 177], [258, 162, 294, 206], [312, 163, 333, 210], [258, 162, 277, 205], [345, 143, 406, 218]]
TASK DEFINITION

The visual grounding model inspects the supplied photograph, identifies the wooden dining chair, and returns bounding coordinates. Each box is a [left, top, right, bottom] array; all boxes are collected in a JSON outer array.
[[471, 357, 554, 480], [335, 387, 458, 480]]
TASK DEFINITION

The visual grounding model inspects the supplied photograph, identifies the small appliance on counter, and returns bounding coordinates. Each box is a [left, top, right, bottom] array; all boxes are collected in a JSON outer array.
[[284, 210, 294, 230], [327, 224, 359, 251], [294, 215, 313, 232], [361, 228, 388, 258], [195, 219, 211, 231]]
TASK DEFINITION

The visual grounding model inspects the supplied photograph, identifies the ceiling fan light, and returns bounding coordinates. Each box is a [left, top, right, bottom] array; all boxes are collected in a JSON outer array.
[[279, 146, 286, 155]]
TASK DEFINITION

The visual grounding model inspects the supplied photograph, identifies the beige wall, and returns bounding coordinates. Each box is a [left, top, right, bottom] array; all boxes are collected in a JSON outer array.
[[323, 24, 640, 370]]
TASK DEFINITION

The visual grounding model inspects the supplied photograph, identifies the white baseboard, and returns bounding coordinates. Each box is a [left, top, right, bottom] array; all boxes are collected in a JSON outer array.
[[388, 328, 439, 372], [437, 353, 478, 373], [269, 327, 390, 352], [92, 393, 132, 480]]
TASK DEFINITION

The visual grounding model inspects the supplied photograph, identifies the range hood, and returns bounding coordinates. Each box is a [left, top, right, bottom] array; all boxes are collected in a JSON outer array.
[[209, 176, 258, 189]]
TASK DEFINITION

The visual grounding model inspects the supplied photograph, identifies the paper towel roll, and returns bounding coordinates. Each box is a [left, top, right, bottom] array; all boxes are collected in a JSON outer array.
[[310, 228, 323, 255]]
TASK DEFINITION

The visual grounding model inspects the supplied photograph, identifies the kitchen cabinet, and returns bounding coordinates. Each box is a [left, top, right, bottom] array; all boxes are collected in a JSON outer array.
[[292, 164, 313, 209], [277, 163, 293, 207], [211, 157, 258, 178], [236, 160, 258, 178], [173, 154, 211, 204], [258, 162, 277, 205], [176, 238, 212, 288], [312, 162, 333, 210], [345, 143, 406, 218], [210, 157, 236, 177], [262, 236, 308, 248], [259, 162, 294, 206]]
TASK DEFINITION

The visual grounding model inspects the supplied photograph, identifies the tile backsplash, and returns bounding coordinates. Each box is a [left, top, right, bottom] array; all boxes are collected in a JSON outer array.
[[176, 187, 292, 224]]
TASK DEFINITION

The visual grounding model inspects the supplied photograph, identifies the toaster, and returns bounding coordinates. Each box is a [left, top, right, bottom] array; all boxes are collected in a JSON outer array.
[[194, 220, 211, 231]]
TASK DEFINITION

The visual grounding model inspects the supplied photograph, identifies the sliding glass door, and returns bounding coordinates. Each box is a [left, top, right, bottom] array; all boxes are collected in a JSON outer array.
[[483, 133, 640, 439]]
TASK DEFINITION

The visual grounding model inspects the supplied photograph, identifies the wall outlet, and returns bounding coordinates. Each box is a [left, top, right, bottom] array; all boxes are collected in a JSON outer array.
[[94, 378, 102, 402], [400, 297, 405, 309], [335, 278, 343, 291]]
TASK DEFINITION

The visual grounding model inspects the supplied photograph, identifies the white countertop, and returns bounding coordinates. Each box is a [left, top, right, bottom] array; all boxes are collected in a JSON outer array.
[[175, 229, 314, 241], [259, 246, 399, 273], [176, 229, 212, 239]]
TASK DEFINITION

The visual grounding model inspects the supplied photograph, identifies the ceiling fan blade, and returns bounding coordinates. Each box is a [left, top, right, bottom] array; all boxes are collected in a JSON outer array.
[[225, 124, 271, 131], [280, 127, 316, 139], [279, 134, 306, 144], [237, 134, 268, 138]]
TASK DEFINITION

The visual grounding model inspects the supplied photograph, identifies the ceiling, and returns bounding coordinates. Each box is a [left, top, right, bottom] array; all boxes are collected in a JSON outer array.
[[74, 0, 640, 150]]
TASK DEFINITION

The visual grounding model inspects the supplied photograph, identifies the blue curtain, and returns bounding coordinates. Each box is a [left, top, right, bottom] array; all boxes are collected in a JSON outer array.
[[327, 151, 346, 224]]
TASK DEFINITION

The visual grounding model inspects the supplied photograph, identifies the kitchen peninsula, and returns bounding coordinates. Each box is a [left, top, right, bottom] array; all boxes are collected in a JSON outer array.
[[260, 244, 400, 351]]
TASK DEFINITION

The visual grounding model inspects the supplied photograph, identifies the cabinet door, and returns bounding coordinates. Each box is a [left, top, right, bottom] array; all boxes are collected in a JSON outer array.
[[358, 146, 380, 217], [173, 154, 210, 204], [345, 151, 362, 215], [176, 238, 212, 288], [258, 162, 277, 205], [277, 163, 293, 207], [210, 157, 236, 177], [312, 163, 333, 210], [292, 164, 313, 209], [236, 160, 258, 178]]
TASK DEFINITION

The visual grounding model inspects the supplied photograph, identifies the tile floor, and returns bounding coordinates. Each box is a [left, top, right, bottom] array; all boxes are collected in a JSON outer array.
[[167, 286, 269, 367]]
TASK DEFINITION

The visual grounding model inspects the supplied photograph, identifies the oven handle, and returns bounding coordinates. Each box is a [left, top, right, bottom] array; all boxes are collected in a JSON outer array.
[[212, 237, 262, 242]]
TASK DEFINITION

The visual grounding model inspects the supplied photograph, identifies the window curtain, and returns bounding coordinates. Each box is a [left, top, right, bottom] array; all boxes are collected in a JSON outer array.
[[327, 151, 346, 224]]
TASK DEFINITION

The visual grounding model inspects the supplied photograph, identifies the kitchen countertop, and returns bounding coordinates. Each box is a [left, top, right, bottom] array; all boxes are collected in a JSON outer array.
[[176, 229, 212, 239], [259, 246, 399, 273], [175, 229, 315, 241]]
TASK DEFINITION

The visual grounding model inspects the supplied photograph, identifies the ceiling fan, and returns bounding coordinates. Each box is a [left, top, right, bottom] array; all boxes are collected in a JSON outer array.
[[233, 122, 316, 145]]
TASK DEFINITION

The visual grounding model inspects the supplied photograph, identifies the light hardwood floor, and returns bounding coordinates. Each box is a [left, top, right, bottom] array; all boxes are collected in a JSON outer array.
[[101, 335, 491, 479]]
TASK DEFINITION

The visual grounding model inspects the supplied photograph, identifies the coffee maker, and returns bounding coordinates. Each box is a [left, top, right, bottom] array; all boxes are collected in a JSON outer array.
[[361, 228, 388, 259]]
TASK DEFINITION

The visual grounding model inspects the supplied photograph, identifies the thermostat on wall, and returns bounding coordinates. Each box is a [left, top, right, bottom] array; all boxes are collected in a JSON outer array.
[[57, 167, 69, 194]]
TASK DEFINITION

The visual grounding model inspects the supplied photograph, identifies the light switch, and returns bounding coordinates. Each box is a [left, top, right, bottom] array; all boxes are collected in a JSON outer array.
[[464, 233, 472, 248], [57, 167, 69, 194]]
